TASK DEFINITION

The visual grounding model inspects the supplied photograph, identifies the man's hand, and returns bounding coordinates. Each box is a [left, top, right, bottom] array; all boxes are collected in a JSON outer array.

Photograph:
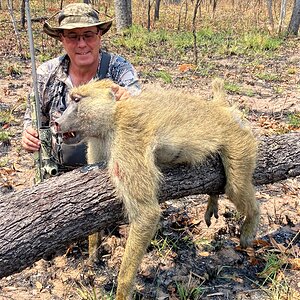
[[111, 84, 130, 101], [22, 127, 40, 152]]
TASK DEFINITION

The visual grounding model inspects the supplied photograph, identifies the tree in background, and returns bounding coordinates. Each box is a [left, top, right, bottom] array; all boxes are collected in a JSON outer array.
[[287, 0, 300, 35], [114, 0, 132, 32]]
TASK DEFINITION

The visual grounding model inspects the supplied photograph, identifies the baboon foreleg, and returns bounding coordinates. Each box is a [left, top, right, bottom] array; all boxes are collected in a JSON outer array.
[[86, 138, 108, 263], [204, 194, 219, 227], [116, 204, 161, 300]]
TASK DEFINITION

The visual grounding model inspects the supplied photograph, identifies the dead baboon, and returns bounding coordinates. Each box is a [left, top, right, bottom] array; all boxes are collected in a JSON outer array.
[[55, 78, 260, 300]]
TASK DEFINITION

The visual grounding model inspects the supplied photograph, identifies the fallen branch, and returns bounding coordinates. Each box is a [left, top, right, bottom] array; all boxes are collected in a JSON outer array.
[[0, 133, 299, 278]]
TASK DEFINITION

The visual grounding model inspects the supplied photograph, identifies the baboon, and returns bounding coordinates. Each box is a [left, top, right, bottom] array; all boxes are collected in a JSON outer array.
[[55, 79, 259, 300]]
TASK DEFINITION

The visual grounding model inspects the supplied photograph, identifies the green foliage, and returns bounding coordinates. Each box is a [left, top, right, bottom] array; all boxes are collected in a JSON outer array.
[[255, 72, 280, 81], [0, 158, 9, 167], [256, 252, 295, 300], [76, 285, 114, 300], [288, 113, 300, 128], [111, 25, 283, 65], [176, 281, 204, 300], [242, 32, 282, 52], [224, 81, 241, 94], [259, 253, 285, 283], [0, 63, 23, 78], [152, 70, 172, 83], [0, 130, 10, 142], [151, 235, 178, 257]]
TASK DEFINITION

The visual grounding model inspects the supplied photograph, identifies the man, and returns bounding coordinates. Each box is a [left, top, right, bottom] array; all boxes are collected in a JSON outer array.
[[22, 2, 141, 167], [21, 2, 141, 262]]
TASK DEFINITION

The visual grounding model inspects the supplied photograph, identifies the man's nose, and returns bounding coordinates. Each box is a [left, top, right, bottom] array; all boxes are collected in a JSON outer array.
[[77, 36, 88, 46]]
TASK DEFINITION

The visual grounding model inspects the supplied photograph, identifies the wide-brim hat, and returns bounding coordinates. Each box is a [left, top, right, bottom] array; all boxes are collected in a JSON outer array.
[[43, 3, 113, 40]]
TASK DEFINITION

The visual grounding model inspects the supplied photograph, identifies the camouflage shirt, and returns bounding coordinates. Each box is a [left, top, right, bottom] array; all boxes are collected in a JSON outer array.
[[24, 51, 141, 167]]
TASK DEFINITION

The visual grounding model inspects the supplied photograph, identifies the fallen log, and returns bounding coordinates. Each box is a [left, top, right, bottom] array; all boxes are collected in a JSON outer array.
[[0, 133, 299, 278]]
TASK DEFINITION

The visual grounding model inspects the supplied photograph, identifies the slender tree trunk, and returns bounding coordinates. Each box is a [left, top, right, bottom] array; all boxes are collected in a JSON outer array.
[[154, 0, 161, 21], [278, 0, 287, 34], [287, 0, 300, 35], [192, 0, 202, 65], [114, 0, 132, 32], [7, 0, 23, 56], [266, 0, 274, 33], [147, 0, 151, 30], [211, 0, 217, 19], [20, 0, 25, 29]]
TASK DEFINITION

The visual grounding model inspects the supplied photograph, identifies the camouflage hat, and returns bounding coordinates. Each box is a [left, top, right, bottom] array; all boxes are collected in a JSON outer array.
[[43, 3, 113, 40]]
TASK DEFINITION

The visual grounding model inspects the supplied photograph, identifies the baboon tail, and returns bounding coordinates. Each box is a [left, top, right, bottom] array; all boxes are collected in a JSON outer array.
[[212, 78, 228, 106]]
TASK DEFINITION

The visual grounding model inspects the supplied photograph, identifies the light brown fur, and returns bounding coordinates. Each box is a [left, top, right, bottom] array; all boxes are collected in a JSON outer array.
[[55, 79, 260, 300]]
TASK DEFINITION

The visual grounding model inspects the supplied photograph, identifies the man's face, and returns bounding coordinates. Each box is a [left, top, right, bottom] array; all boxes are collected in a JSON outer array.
[[60, 26, 101, 69]]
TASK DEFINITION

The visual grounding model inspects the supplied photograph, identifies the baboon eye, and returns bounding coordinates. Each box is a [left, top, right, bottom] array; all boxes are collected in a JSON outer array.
[[72, 94, 82, 103]]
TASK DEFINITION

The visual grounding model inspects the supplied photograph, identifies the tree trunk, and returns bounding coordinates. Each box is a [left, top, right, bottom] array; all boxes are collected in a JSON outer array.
[[20, 0, 25, 29], [7, 0, 23, 56], [114, 0, 132, 32], [278, 0, 287, 34], [266, 0, 274, 33], [0, 133, 299, 279], [192, 0, 202, 65], [287, 0, 300, 35], [154, 0, 161, 21]]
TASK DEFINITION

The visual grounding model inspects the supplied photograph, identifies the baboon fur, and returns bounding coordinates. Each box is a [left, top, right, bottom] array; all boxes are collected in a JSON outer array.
[[55, 79, 260, 300]]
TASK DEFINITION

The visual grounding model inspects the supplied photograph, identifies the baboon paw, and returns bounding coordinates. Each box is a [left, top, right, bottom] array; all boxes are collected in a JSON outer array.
[[204, 206, 218, 227], [239, 234, 253, 248], [240, 219, 258, 248], [240, 227, 256, 248]]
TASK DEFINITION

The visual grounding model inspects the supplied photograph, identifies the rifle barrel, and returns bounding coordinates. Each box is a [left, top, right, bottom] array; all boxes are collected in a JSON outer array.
[[25, 0, 41, 129], [25, 0, 43, 182]]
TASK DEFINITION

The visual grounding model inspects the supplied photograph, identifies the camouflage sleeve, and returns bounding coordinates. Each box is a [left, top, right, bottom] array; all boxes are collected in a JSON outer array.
[[108, 54, 141, 96], [23, 79, 45, 129], [23, 58, 61, 129], [23, 92, 34, 129]]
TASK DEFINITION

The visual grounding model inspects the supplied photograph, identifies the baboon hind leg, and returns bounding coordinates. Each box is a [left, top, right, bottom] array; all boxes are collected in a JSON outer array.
[[205, 194, 219, 227]]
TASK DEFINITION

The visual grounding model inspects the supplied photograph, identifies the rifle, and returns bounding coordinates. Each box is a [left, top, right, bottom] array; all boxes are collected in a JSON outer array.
[[25, 0, 58, 182]]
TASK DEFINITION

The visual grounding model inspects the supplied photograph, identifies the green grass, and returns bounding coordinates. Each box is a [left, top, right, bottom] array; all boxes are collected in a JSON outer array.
[[111, 25, 283, 65], [0, 62, 23, 78], [151, 235, 178, 257], [0, 158, 9, 167], [256, 252, 296, 300], [76, 285, 114, 300], [255, 72, 280, 81], [224, 81, 241, 94], [152, 70, 172, 83], [288, 113, 300, 128], [0, 130, 10, 142], [176, 281, 204, 300]]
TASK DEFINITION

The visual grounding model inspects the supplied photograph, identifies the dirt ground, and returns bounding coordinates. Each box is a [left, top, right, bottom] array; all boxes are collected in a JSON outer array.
[[0, 26, 300, 300]]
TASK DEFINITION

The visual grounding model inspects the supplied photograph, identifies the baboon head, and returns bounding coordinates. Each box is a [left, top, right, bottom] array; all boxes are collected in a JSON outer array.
[[55, 80, 116, 144]]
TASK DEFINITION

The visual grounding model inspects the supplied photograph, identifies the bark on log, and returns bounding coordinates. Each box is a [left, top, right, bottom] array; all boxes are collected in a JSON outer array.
[[0, 133, 299, 279]]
